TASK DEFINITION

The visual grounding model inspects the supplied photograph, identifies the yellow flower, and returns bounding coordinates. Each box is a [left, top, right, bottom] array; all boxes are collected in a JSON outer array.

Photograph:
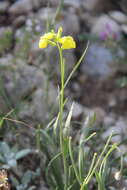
[[42, 32, 55, 40], [39, 27, 76, 49], [59, 36, 76, 49], [39, 38, 48, 48], [39, 31, 55, 48]]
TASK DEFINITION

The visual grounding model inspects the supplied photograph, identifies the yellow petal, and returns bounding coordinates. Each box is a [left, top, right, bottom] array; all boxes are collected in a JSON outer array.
[[59, 36, 76, 49], [42, 32, 55, 40], [39, 38, 48, 48]]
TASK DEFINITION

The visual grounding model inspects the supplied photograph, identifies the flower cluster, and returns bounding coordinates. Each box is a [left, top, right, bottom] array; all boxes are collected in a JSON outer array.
[[39, 27, 76, 49]]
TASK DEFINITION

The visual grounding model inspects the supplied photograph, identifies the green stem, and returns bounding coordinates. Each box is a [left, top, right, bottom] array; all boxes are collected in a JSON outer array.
[[58, 44, 68, 189], [69, 137, 81, 185]]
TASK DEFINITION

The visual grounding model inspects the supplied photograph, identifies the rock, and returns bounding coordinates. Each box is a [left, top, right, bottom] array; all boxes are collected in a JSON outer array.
[[13, 15, 26, 28], [108, 96, 117, 108], [9, 0, 32, 15], [30, 86, 57, 122], [56, 10, 80, 37], [29, 39, 42, 65], [19, 84, 57, 123], [81, 0, 112, 13], [92, 107, 105, 124], [0, 1, 9, 13], [81, 43, 115, 79], [0, 54, 14, 113], [0, 56, 58, 123], [121, 24, 127, 34], [103, 114, 116, 127], [64, 0, 82, 9], [0, 54, 13, 67], [37, 7, 56, 22], [37, 8, 80, 37], [109, 11, 127, 24], [91, 15, 121, 40], [36, 7, 56, 32], [5, 62, 45, 102], [67, 101, 84, 119], [102, 117, 127, 144], [9, 0, 43, 15], [83, 106, 105, 126], [79, 13, 95, 29]]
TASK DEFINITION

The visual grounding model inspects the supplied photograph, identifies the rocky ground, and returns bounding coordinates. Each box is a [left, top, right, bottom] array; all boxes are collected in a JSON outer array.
[[1, 0, 127, 189]]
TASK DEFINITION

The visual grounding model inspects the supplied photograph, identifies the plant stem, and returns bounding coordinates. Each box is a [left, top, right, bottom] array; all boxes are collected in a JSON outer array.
[[58, 44, 68, 189]]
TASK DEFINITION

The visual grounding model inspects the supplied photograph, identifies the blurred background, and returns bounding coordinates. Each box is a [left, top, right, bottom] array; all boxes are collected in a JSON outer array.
[[0, 0, 127, 189]]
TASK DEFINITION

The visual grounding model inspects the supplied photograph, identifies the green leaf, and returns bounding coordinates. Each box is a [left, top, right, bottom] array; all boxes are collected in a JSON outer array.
[[0, 118, 4, 129], [21, 171, 33, 185], [27, 186, 36, 190], [8, 159, 17, 167], [15, 149, 31, 160], [0, 142, 10, 155], [63, 103, 74, 138]]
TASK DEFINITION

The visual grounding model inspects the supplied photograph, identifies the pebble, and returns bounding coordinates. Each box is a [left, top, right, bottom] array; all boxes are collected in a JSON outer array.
[[0, 1, 9, 13], [109, 11, 127, 24]]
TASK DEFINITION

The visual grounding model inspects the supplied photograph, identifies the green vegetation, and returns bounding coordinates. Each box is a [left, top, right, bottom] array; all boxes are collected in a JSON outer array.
[[0, 28, 13, 55]]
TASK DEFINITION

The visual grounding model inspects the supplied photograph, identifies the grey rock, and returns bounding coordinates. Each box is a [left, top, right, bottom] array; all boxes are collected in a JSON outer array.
[[81, 0, 112, 13], [0, 1, 10, 13], [5, 62, 45, 102], [56, 11, 80, 37], [82, 0, 100, 11], [81, 43, 116, 79], [103, 114, 116, 127], [13, 16, 26, 28], [67, 101, 84, 119], [102, 117, 127, 144], [91, 15, 121, 40], [37, 7, 56, 22], [121, 24, 127, 34], [0, 56, 58, 123], [18, 85, 58, 123], [64, 0, 82, 9], [109, 11, 127, 24], [82, 106, 105, 126], [9, 0, 43, 15]]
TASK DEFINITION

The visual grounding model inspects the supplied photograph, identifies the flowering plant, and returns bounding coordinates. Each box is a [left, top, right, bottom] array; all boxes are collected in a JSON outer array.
[[39, 27, 76, 49], [38, 27, 119, 190]]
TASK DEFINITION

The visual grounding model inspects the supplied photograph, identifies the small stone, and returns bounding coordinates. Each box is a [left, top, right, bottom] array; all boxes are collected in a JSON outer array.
[[72, 102, 84, 119], [103, 114, 116, 126], [9, 0, 43, 15], [56, 11, 80, 37], [108, 96, 117, 107], [109, 11, 127, 24], [83, 107, 105, 125], [114, 171, 121, 181], [64, 0, 82, 9], [9, 0, 33, 15], [92, 107, 105, 124], [13, 16, 26, 28], [81, 43, 115, 79], [102, 117, 127, 143], [0, 1, 9, 13], [0, 54, 13, 67], [121, 24, 127, 34], [37, 7, 56, 22], [91, 15, 121, 40], [81, 0, 112, 13]]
